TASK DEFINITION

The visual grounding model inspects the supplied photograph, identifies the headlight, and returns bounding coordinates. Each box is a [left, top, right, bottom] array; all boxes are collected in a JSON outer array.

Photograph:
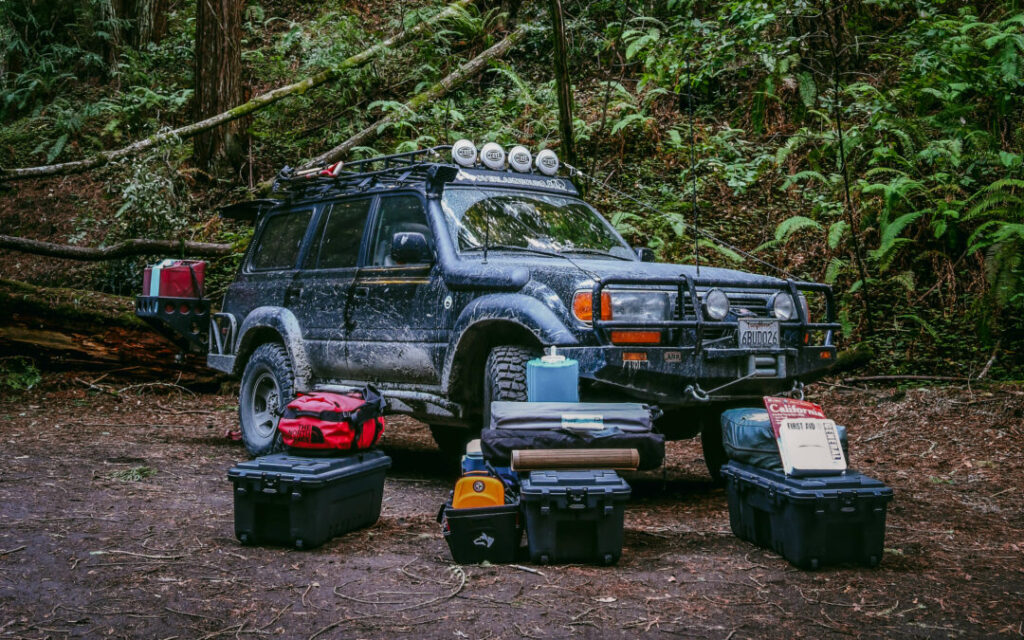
[[704, 288, 730, 320], [770, 292, 797, 321], [609, 291, 671, 321], [572, 290, 671, 323]]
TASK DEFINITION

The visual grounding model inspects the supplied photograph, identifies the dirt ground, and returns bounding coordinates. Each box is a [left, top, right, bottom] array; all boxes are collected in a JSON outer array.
[[1, 376, 1022, 639]]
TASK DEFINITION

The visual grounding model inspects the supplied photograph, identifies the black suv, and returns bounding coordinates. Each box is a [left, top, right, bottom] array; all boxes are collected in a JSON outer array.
[[139, 144, 839, 476]]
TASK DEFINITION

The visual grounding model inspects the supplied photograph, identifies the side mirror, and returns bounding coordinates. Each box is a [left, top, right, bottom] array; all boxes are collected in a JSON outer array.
[[635, 247, 656, 262], [391, 232, 433, 265]]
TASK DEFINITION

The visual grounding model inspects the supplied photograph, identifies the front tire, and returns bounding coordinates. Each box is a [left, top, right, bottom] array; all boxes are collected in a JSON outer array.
[[238, 342, 295, 456], [482, 345, 534, 430], [700, 419, 728, 484]]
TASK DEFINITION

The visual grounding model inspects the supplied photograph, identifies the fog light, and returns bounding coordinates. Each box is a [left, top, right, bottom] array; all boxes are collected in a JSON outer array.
[[770, 292, 797, 321], [704, 289, 729, 320]]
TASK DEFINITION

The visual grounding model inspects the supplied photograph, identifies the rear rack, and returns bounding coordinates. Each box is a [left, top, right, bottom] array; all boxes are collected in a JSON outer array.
[[591, 276, 840, 351], [135, 296, 210, 354]]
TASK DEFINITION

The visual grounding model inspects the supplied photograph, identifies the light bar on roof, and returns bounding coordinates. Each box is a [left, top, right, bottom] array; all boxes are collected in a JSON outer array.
[[451, 139, 477, 167], [480, 142, 506, 170], [535, 148, 559, 176]]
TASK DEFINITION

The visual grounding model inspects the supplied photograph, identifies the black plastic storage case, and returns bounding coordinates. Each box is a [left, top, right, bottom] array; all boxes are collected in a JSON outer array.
[[520, 470, 631, 565], [228, 451, 391, 549], [439, 500, 523, 564], [721, 461, 894, 569]]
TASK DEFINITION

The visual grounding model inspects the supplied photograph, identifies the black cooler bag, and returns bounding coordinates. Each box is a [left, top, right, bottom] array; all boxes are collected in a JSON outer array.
[[481, 402, 665, 470], [721, 407, 848, 470]]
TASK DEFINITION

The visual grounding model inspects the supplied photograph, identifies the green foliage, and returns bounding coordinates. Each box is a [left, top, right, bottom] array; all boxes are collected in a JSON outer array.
[[109, 466, 157, 482], [0, 356, 42, 391]]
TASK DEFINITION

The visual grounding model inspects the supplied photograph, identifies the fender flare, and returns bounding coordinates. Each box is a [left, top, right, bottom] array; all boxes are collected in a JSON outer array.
[[235, 306, 314, 392], [441, 293, 578, 393]]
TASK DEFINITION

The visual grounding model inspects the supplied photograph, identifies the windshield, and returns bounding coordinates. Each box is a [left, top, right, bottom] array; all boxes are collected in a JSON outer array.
[[441, 187, 632, 257]]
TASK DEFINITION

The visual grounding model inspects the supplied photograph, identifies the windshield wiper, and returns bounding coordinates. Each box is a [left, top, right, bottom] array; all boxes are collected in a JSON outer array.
[[560, 247, 632, 261], [462, 244, 565, 259]]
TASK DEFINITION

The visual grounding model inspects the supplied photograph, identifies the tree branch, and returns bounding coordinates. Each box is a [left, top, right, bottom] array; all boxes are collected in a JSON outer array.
[[0, 0, 476, 181], [0, 235, 234, 261], [302, 26, 527, 169]]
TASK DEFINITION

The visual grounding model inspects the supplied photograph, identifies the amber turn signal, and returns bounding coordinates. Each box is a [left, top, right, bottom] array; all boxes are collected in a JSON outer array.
[[610, 330, 662, 345], [573, 291, 612, 322]]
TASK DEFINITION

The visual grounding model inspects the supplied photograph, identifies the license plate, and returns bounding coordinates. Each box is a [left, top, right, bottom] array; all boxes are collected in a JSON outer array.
[[738, 318, 779, 350]]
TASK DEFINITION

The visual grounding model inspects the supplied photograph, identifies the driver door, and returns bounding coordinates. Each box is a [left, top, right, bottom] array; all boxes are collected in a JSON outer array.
[[345, 194, 446, 384]]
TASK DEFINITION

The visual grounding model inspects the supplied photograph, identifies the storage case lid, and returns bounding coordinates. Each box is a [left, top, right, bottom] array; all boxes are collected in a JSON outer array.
[[520, 469, 631, 498], [489, 401, 654, 432], [721, 462, 893, 501], [227, 451, 391, 486]]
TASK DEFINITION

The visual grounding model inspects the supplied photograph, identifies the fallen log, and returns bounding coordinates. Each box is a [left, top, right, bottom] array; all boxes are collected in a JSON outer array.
[[304, 26, 527, 169], [0, 279, 216, 383], [0, 235, 234, 260], [0, 0, 476, 181], [842, 375, 969, 383]]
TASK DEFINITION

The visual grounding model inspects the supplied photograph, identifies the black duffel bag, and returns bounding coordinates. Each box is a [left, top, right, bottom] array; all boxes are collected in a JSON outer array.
[[481, 402, 665, 470]]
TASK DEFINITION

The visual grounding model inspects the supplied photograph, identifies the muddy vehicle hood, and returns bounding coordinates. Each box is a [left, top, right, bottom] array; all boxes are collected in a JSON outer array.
[[454, 254, 787, 292]]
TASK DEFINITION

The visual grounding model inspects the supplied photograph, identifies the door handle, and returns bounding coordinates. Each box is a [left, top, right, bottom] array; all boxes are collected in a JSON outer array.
[[353, 286, 369, 298], [284, 284, 302, 304]]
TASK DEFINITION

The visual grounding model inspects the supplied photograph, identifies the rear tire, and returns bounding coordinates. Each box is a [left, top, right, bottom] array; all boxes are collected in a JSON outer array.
[[238, 342, 294, 457], [429, 425, 473, 459], [482, 345, 534, 430]]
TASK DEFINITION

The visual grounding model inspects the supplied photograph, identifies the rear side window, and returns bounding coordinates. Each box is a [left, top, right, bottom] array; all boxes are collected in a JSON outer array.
[[250, 209, 313, 270], [315, 199, 373, 269]]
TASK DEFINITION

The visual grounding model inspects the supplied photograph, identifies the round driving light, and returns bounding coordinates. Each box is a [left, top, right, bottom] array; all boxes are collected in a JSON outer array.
[[480, 142, 506, 170], [704, 288, 730, 320], [771, 292, 797, 321], [535, 148, 559, 176], [451, 139, 477, 167], [508, 145, 532, 172]]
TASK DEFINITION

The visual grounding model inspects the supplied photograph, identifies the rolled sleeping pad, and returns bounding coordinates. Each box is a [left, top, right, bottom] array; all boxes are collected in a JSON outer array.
[[511, 448, 640, 471]]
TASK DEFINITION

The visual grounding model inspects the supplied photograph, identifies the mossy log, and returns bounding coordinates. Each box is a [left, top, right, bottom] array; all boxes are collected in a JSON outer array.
[[0, 235, 234, 260], [0, 0, 476, 181], [0, 279, 215, 382]]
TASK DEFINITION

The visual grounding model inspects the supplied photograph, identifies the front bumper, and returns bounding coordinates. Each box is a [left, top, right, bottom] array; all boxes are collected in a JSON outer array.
[[558, 344, 836, 407], [565, 275, 841, 407]]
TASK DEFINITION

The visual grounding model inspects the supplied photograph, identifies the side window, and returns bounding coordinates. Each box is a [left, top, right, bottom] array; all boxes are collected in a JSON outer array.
[[315, 198, 373, 269], [250, 209, 313, 271], [368, 195, 433, 266]]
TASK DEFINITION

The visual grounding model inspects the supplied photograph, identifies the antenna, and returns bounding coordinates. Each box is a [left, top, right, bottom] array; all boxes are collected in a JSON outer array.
[[483, 207, 490, 264], [688, 60, 700, 277]]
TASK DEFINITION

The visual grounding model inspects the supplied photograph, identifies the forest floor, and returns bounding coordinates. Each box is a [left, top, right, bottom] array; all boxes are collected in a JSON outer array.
[[0, 376, 1022, 639]]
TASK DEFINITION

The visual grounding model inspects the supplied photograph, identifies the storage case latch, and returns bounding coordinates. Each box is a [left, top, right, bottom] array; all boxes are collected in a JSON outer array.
[[260, 473, 280, 494], [567, 487, 588, 510], [839, 490, 857, 513]]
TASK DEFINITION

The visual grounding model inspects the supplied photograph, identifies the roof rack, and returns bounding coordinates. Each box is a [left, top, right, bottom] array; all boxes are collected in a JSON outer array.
[[271, 145, 456, 199]]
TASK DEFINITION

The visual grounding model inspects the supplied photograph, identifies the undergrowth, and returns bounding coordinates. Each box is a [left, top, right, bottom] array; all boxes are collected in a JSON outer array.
[[0, 0, 1021, 378]]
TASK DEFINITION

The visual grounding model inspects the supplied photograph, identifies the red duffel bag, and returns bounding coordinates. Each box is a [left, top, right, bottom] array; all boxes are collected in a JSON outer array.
[[278, 386, 386, 452]]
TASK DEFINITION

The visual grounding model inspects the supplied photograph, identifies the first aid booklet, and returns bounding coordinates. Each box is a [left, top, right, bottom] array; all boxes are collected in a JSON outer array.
[[763, 397, 847, 476]]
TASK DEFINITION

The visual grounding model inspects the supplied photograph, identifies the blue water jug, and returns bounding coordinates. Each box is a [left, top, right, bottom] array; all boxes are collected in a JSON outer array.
[[461, 439, 487, 474], [526, 346, 579, 402]]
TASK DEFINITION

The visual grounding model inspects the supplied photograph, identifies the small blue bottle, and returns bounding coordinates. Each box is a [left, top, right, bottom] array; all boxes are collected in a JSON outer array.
[[526, 346, 579, 402]]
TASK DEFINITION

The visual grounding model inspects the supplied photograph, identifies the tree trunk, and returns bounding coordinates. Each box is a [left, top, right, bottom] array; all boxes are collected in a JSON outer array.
[[115, 0, 169, 48], [193, 0, 245, 171], [0, 0, 476, 181], [303, 27, 526, 169], [547, 0, 576, 165], [0, 279, 214, 382]]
